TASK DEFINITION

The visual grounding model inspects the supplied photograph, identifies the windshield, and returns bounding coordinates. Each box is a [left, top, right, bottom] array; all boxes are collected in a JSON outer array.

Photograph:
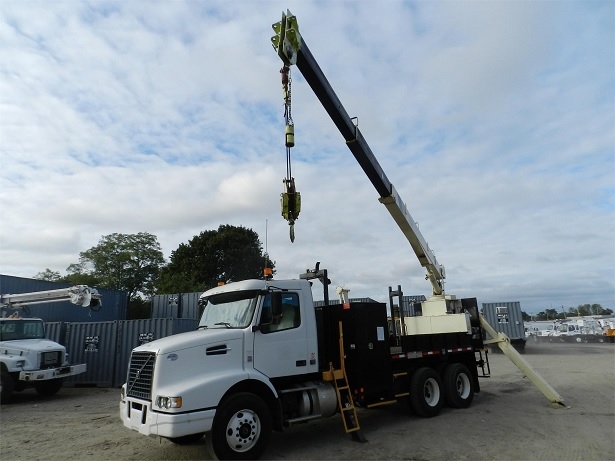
[[0, 320, 45, 341], [198, 289, 261, 329]]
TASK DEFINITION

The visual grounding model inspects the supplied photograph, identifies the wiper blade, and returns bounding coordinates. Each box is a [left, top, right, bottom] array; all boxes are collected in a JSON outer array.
[[214, 322, 232, 328], [197, 325, 208, 330]]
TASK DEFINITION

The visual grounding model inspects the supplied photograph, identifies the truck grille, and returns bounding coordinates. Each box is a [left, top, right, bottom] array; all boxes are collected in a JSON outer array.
[[126, 351, 156, 400], [41, 351, 62, 369]]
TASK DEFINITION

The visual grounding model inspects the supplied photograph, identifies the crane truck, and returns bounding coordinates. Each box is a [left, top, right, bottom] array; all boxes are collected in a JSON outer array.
[[120, 11, 563, 460], [0, 285, 101, 403]]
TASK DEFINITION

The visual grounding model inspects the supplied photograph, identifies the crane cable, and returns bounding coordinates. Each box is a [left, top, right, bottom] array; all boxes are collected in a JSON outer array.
[[280, 65, 300, 242]]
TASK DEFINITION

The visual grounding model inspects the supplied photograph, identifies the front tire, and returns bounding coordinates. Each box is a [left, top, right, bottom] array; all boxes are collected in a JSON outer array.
[[206, 392, 272, 460], [410, 367, 443, 418], [34, 378, 63, 396], [1, 370, 15, 404], [443, 363, 474, 408]]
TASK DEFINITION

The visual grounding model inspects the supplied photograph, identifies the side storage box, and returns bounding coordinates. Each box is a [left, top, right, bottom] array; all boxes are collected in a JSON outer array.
[[316, 302, 393, 402]]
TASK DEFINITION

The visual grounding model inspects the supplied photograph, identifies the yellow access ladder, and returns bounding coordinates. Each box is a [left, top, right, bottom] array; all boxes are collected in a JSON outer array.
[[322, 321, 363, 437]]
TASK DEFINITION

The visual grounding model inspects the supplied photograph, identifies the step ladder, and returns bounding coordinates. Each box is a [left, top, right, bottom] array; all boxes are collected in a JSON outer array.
[[322, 321, 366, 441]]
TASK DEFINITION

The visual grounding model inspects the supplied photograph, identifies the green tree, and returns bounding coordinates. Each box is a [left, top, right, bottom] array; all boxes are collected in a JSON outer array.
[[61, 263, 102, 286], [127, 297, 150, 320], [521, 311, 531, 322], [158, 224, 274, 293], [33, 268, 62, 281], [571, 303, 612, 316], [69, 232, 165, 301]]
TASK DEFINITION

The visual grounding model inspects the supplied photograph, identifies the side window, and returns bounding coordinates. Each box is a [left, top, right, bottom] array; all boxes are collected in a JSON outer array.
[[260, 295, 273, 324], [260, 292, 301, 333]]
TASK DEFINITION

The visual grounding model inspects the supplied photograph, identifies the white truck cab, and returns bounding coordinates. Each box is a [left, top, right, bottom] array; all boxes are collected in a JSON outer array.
[[120, 279, 326, 458], [0, 317, 86, 402], [0, 284, 100, 403]]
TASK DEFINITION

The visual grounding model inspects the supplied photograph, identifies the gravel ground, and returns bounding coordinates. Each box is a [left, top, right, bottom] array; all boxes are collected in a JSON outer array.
[[1, 342, 614, 460]]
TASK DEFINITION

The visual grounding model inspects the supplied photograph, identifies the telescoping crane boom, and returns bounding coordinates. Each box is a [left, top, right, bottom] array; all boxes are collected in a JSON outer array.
[[0, 285, 102, 311], [272, 10, 564, 406], [272, 12, 445, 297]]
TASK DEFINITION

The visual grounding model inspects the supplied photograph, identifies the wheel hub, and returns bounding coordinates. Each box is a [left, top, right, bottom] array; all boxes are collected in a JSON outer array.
[[225, 410, 261, 452]]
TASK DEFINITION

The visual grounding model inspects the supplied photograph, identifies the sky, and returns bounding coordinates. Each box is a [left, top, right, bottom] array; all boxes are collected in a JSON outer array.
[[1, 1, 613, 315]]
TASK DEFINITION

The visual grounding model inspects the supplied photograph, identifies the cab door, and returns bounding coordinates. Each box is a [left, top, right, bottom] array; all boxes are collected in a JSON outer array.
[[252, 292, 310, 378]]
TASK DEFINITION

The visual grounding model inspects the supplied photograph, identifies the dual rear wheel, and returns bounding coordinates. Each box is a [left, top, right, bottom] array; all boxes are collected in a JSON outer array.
[[409, 363, 474, 417]]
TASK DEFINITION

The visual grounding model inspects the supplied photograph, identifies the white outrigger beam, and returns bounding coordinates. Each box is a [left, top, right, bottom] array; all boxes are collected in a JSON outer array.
[[480, 314, 565, 406]]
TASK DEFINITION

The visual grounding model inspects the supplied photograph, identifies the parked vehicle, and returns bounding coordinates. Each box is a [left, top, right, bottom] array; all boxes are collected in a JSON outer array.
[[120, 11, 563, 459], [0, 286, 101, 403], [552, 319, 606, 343]]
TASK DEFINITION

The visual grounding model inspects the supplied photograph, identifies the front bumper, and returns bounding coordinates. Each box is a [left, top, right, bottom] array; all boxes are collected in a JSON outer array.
[[120, 398, 215, 438], [19, 363, 87, 381]]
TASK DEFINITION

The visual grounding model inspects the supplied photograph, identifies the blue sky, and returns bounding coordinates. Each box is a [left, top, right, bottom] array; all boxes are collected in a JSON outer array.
[[1, 1, 613, 314]]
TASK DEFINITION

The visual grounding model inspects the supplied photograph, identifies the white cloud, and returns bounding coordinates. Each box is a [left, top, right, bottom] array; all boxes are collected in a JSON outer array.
[[1, 1, 613, 314]]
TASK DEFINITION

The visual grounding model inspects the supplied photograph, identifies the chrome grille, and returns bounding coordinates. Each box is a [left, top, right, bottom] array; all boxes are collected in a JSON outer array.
[[41, 351, 61, 369], [126, 351, 156, 400]]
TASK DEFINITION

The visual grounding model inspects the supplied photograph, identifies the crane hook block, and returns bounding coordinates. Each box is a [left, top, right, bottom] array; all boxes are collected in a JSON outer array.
[[285, 125, 295, 147], [281, 178, 301, 242]]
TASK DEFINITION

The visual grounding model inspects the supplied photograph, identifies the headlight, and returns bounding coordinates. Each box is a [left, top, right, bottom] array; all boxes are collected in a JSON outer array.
[[120, 385, 126, 400], [155, 396, 183, 409], [16, 360, 25, 367]]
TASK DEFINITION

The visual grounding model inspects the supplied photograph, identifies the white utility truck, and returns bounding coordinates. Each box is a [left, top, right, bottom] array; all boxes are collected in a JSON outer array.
[[120, 11, 563, 460], [0, 285, 101, 403]]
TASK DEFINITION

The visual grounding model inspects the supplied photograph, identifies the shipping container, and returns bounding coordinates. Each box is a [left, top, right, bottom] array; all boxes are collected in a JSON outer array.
[[64, 321, 118, 387], [44, 321, 66, 345], [151, 293, 180, 318], [399, 295, 427, 317], [0, 275, 128, 322], [481, 301, 526, 351], [180, 292, 203, 319], [150, 292, 204, 319]]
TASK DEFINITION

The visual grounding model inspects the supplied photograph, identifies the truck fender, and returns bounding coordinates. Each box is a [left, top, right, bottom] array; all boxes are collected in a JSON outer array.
[[219, 373, 283, 432]]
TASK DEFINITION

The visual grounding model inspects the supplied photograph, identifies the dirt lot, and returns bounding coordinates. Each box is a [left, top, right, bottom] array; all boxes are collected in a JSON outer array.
[[1, 342, 614, 461]]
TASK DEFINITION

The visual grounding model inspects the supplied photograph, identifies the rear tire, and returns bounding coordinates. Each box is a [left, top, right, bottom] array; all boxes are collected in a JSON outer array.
[[443, 363, 474, 408], [409, 367, 443, 418], [1, 370, 15, 404], [206, 392, 272, 460], [34, 378, 63, 396]]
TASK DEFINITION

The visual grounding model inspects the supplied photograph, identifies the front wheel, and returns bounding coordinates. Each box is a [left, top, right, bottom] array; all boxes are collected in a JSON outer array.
[[409, 367, 443, 418], [34, 378, 63, 396], [443, 363, 474, 408], [1, 370, 15, 404], [206, 392, 272, 460]]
